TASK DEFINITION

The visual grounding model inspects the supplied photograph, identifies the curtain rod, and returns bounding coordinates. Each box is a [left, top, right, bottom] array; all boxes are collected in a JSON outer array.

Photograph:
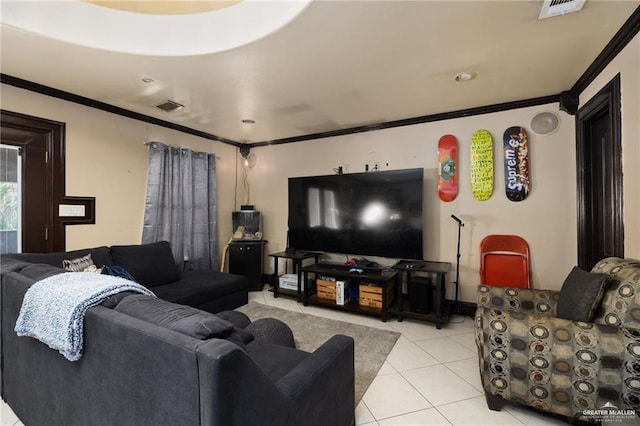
[[143, 141, 221, 159]]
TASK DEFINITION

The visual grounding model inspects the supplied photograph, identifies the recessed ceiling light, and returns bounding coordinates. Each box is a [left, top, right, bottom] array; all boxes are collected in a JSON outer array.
[[141, 77, 155, 84], [242, 119, 256, 124], [454, 72, 477, 82]]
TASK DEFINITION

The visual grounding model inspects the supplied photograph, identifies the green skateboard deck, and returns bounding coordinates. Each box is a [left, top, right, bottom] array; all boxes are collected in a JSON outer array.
[[503, 126, 530, 201], [470, 129, 494, 201], [437, 135, 458, 202]]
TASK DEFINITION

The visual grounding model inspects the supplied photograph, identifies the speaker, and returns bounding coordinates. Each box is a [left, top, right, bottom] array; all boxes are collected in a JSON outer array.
[[559, 90, 579, 115], [530, 111, 560, 136], [409, 277, 433, 314]]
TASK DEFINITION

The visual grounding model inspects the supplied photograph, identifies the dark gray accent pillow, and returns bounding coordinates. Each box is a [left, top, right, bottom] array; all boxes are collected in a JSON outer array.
[[114, 294, 234, 340], [110, 241, 180, 287], [556, 266, 608, 322]]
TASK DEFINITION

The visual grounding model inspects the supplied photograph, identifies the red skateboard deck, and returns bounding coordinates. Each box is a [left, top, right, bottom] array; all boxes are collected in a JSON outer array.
[[437, 135, 458, 202], [503, 126, 530, 201]]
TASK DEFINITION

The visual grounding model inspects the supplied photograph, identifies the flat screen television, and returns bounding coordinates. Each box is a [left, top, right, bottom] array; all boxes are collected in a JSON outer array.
[[287, 168, 423, 260]]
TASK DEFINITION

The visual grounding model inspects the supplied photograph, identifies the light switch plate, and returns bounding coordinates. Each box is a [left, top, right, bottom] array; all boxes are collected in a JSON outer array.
[[59, 204, 85, 217]]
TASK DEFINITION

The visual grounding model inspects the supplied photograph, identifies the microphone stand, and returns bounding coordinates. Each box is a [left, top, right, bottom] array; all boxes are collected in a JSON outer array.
[[451, 215, 464, 314]]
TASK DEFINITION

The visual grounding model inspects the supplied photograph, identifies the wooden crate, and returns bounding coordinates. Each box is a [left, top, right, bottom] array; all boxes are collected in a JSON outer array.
[[359, 283, 394, 308], [317, 278, 337, 301]]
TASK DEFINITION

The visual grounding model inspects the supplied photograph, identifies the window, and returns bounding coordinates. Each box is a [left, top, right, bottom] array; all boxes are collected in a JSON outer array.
[[0, 144, 22, 253]]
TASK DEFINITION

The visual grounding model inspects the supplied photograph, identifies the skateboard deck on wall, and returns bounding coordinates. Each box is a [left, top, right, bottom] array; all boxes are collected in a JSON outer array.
[[470, 129, 494, 201], [437, 135, 458, 202], [503, 126, 530, 201]]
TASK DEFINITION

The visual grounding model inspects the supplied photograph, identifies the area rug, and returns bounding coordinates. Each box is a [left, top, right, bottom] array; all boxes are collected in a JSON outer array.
[[237, 302, 400, 403]]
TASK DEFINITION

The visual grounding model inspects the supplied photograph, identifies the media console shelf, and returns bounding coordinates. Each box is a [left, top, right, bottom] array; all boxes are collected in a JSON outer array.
[[301, 263, 399, 322], [391, 260, 451, 329], [269, 250, 321, 300]]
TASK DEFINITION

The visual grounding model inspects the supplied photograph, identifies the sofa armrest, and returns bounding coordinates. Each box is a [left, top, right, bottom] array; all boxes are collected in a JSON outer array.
[[475, 307, 640, 419], [276, 334, 354, 399], [196, 335, 355, 426], [477, 284, 559, 316]]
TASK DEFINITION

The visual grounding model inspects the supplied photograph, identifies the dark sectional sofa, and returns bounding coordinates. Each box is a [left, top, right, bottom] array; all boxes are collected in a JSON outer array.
[[0, 242, 356, 426], [2, 241, 249, 313]]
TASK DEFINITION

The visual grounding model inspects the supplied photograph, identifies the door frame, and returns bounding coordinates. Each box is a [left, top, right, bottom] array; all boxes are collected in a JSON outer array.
[[1, 110, 95, 252], [575, 74, 623, 269]]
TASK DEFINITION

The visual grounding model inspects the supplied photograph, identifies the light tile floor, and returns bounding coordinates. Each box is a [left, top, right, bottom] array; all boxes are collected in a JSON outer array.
[[250, 289, 574, 426], [0, 288, 574, 426]]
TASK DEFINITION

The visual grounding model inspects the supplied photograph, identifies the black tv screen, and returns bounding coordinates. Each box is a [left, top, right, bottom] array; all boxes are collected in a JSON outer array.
[[287, 168, 423, 260]]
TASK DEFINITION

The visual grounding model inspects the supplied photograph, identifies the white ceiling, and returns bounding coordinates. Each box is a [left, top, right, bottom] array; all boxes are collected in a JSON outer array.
[[1, 1, 638, 144]]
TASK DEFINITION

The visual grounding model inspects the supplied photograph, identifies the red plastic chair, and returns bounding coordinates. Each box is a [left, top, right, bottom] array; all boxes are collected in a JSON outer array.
[[480, 235, 531, 288]]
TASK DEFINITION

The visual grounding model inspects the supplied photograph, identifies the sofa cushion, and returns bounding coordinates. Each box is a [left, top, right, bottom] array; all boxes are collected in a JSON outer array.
[[19, 264, 66, 281], [151, 270, 248, 308], [215, 310, 252, 329], [0, 257, 32, 273], [100, 291, 138, 309], [590, 257, 640, 328], [246, 340, 309, 383], [110, 241, 180, 287], [114, 294, 234, 340], [3, 246, 113, 269], [245, 318, 295, 348], [556, 266, 608, 322]]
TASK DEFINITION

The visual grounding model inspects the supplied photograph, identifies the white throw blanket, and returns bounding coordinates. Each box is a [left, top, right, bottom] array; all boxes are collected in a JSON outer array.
[[15, 272, 155, 361]]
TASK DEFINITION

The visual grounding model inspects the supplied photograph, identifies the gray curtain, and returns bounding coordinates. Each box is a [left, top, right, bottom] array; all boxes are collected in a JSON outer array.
[[142, 142, 218, 271]]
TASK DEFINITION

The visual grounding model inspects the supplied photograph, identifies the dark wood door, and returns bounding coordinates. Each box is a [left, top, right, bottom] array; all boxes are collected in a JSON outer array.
[[0, 122, 51, 253], [576, 75, 623, 270]]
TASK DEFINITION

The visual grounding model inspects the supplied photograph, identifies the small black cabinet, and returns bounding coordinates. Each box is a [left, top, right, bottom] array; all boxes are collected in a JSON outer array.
[[229, 241, 265, 291], [391, 260, 451, 329]]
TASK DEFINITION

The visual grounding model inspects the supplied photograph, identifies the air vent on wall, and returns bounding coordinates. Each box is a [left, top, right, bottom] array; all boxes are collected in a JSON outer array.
[[156, 100, 184, 112], [539, 0, 585, 20]]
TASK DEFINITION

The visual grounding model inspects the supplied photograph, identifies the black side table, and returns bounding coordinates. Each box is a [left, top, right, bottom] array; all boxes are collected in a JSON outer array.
[[229, 240, 266, 291], [392, 260, 451, 329], [269, 251, 320, 300]]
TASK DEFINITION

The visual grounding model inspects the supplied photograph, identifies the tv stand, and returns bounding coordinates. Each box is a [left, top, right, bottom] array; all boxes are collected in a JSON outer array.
[[269, 250, 321, 300], [391, 260, 451, 329], [301, 263, 398, 321], [314, 262, 383, 275]]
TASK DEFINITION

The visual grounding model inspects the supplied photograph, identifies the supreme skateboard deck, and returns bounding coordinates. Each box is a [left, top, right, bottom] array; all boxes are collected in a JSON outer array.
[[503, 126, 530, 201], [437, 134, 458, 202], [470, 129, 494, 201]]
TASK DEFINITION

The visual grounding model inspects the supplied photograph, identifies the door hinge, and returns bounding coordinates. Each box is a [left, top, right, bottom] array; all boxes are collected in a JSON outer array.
[[45, 151, 49, 163], [45, 226, 48, 241]]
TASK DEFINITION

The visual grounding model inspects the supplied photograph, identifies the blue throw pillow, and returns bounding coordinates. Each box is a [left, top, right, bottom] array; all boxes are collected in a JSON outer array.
[[101, 265, 137, 282]]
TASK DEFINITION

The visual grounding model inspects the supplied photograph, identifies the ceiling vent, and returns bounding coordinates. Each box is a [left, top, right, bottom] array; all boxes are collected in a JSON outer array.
[[156, 100, 184, 112], [539, 0, 585, 20]]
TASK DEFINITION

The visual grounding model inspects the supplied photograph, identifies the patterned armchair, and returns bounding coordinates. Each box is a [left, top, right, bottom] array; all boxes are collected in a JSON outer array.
[[475, 257, 640, 423]]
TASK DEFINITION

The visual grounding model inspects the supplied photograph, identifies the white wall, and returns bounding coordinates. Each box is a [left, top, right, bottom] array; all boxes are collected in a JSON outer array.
[[0, 84, 238, 256], [3, 32, 636, 304], [243, 104, 578, 303], [579, 32, 639, 259]]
